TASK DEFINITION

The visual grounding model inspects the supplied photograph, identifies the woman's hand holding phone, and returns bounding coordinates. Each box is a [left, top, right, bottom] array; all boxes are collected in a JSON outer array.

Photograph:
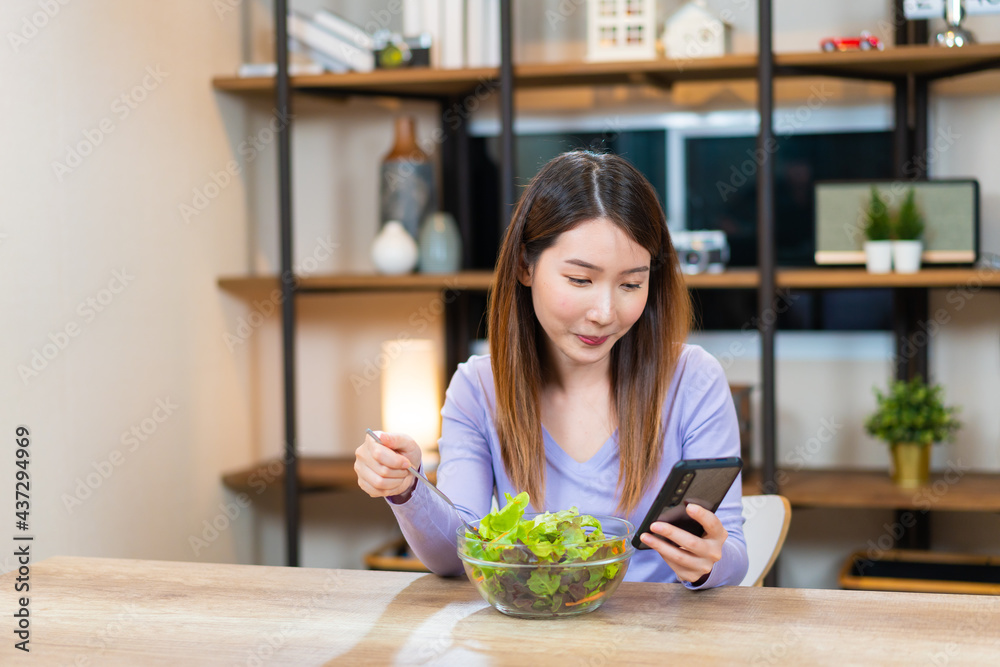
[[354, 431, 422, 501], [639, 503, 728, 584]]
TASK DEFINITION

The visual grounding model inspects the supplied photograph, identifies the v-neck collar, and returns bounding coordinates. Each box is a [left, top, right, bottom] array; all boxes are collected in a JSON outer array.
[[541, 424, 619, 471]]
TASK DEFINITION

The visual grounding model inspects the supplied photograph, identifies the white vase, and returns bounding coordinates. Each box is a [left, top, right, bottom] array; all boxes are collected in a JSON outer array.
[[418, 212, 462, 273], [864, 240, 893, 274], [892, 240, 923, 274], [371, 221, 418, 275]]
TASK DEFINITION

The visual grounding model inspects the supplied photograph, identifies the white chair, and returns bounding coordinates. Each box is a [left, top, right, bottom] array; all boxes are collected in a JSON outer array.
[[738, 494, 792, 587]]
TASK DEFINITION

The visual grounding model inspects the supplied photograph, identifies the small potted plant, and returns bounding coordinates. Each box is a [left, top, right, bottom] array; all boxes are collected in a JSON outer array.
[[892, 188, 925, 274], [864, 376, 961, 488], [862, 186, 892, 273]]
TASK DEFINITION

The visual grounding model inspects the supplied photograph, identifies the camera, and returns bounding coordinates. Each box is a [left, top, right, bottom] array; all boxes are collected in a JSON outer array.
[[671, 230, 729, 275]]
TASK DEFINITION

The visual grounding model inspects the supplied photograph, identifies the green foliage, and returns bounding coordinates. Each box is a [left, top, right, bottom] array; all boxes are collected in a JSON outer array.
[[864, 376, 961, 446], [894, 188, 926, 240], [461, 492, 629, 615], [863, 186, 892, 241]]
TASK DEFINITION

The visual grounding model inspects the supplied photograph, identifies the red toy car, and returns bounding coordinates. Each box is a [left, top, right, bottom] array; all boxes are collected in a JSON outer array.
[[820, 32, 884, 52]]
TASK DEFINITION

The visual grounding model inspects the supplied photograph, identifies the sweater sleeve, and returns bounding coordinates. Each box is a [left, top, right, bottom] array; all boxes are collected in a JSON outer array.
[[676, 348, 750, 590], [385, 359, 496, 576]]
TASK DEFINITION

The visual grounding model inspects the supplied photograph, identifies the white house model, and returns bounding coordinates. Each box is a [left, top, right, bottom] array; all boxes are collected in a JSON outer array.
[[586, 0, 657, 62], [663, 0, 732, 60]]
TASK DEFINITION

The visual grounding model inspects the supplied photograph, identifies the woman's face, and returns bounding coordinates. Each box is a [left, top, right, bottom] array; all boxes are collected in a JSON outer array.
[[520, 218, 651, 372]]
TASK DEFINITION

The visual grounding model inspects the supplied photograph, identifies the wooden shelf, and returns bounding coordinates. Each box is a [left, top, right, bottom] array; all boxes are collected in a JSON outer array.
[[212, 44, 1000, 97], [685, 269, 760, 289], [776, 42, 1000, 80], [222, 455, 764, 496], [216, 269, 762, 295], [222, 457, 362, 494], [218, 271, 496, 295], [776, 267, 1000, 289], [218, 267, 1000, 297], [212, 66, 499, 97], [745, 468, 1000, 512]]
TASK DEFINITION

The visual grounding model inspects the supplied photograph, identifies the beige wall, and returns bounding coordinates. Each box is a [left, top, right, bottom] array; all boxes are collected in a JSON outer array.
[[3, 0, 998, 587], [0, 0, 254, 569]]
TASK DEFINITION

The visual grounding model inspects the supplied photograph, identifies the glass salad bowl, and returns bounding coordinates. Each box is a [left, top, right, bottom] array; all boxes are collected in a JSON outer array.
[[457, 512, 634, 619]]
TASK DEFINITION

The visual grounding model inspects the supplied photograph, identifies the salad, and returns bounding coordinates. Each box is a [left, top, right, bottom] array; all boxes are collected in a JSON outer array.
[[458, 492, 632, 615]]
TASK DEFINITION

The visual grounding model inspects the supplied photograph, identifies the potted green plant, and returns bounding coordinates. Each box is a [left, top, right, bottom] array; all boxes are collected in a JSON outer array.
[[892, 188, 925, 274], [862, 186, 892, 273], [864, 376, 961, 488]]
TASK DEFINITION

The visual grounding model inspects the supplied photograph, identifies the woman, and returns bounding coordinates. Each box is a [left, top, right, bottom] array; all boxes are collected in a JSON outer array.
[[355, 150, 748, 588]]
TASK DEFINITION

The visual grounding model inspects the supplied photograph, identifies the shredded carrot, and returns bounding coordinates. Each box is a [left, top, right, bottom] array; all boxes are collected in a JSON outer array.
[[564, 591, 606, 607], [473, 574, 485, 583], [489, 527, 515, 544], [611, 546, 619, 555]]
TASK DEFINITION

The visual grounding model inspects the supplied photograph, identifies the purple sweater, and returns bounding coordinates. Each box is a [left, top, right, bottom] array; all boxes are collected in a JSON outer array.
[[387, 344, 748, 589]]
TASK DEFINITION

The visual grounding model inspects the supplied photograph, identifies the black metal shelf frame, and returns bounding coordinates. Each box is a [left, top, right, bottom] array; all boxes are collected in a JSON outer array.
[[268, 0, 983, 568]]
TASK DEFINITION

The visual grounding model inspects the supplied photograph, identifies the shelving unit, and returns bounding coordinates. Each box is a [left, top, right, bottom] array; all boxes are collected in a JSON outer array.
[[215, 0, 1000, 569]]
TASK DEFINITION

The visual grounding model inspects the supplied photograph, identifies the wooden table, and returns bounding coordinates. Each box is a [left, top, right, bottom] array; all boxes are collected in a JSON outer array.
[[2, 557, 997, 665]]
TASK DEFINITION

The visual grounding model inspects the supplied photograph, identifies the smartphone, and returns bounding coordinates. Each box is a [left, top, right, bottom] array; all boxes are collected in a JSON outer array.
[[632, 457, 742, 550]]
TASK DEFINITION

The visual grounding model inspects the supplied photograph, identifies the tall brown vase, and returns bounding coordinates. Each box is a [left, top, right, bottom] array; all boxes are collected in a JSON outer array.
[[379, 116, 435, 240]]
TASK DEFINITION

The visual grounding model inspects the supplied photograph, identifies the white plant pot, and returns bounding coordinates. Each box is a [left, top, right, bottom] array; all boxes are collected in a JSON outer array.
[[864, 240, 893, 274], [892, 240, 923, 274], [371, 221, 418, 275]]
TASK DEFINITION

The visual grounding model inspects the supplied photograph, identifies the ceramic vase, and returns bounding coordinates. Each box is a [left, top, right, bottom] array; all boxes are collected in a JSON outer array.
[[371, 221, 418, 274], [380, 116, 434, 240], [418, 212, 462, 273], [864, 240, 893, 274], [892, 240, 923, 274]]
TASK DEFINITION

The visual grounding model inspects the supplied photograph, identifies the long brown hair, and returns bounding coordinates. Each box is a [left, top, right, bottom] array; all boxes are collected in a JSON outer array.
[[488, 150, 691, 513]]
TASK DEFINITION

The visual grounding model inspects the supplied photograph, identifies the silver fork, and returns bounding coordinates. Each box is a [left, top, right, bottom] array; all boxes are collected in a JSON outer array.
[[365, 429, 480, 536]]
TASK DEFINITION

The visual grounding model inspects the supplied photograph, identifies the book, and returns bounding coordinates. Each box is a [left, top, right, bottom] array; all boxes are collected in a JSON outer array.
[[237, 62, 324, 78], [441, 0, 465, 69], [466, 0, 500, 68], [421, 0, 442, 68], [286, 12, 374, 73], [312, 9, 376, 51], [403, 0, 423, 36]]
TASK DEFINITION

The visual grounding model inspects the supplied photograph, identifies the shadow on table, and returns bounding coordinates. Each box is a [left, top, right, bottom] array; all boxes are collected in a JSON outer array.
[[322, 573, 486, 665]]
